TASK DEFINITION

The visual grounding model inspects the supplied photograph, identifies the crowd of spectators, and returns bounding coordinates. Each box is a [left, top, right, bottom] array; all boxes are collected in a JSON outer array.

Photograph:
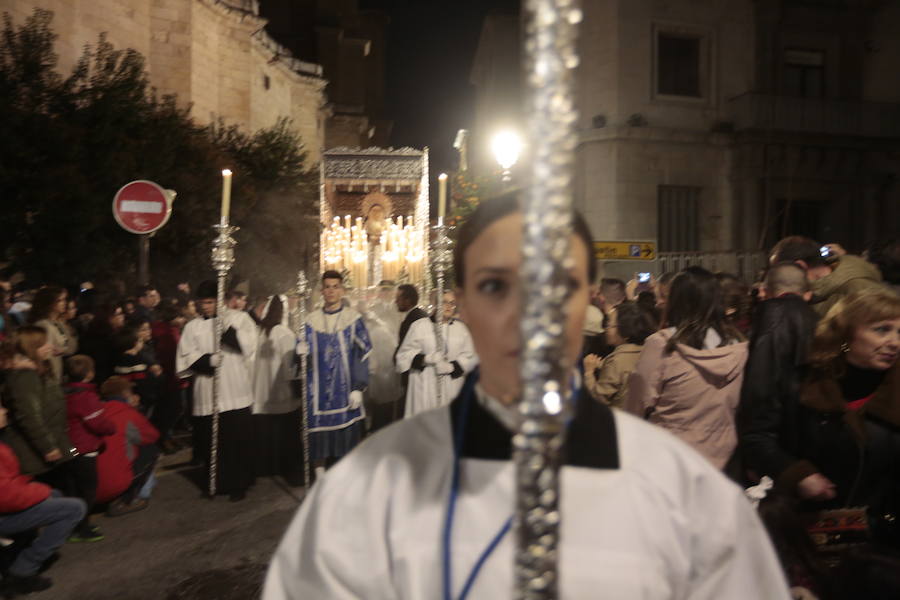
[[0, 280, 198, 595], [581, 236, 900, 599]]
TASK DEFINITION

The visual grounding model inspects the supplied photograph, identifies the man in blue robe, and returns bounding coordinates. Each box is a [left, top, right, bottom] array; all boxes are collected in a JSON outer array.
[[300, 270, 371, 467]]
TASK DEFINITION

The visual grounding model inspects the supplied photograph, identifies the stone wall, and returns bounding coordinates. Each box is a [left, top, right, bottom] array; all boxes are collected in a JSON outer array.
[[1, 0, 326, 167]]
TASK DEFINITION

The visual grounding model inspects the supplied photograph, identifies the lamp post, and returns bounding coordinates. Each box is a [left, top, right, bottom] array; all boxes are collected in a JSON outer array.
[[491, 129, 523, 184]]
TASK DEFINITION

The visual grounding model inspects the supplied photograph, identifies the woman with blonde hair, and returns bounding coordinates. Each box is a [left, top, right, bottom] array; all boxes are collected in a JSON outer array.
[[766, 289, 900, 552], [1, 326, 75, 477]]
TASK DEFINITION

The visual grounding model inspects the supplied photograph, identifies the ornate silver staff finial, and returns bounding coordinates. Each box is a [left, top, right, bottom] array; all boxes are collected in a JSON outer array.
[[210, 222, 239, 497], [290, 270, 312, 488], [430, 218, 454, 406], [515, 0, 582, 598]]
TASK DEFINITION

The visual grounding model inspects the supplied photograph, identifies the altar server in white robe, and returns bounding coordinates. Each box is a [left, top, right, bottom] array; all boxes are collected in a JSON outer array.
[[395, 290, 478, 417], [177, 280, 258, 501], [251, 296, 303, 486], [264, 194, 791, 599]]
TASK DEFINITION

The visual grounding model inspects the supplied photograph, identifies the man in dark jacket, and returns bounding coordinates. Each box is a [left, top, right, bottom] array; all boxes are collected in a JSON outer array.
[[738, 262, 819, 482], [393, 284, 427, 419]]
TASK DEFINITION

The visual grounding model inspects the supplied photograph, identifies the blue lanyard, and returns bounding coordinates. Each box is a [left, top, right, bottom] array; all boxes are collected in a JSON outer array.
[[442, 384, 512, 600], [441, 375, 581, 600]]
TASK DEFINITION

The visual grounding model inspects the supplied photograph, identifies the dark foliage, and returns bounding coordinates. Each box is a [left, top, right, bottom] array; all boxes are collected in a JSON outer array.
[[0, 9, 318, 294]]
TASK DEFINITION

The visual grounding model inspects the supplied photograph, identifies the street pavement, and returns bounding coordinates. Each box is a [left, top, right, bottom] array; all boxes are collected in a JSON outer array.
[[27, 445, 305, 600]]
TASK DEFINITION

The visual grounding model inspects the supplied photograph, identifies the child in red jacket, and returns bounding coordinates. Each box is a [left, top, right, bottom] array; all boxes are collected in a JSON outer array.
[[0, 403, 85, 596], [63, 355, 116, 543], [97, 377, 160, 516]]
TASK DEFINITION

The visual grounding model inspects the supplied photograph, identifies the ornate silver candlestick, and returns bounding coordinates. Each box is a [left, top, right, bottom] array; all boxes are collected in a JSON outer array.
[[430, 218, 453, 406], [209, 222, 238, 497], [515, 0, 581, 598], [290, 270, 312, 488]]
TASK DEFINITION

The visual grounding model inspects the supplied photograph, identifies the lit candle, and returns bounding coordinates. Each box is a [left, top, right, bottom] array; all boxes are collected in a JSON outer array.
[[220, 169, 233, 225], [438, 173, 448, 219]]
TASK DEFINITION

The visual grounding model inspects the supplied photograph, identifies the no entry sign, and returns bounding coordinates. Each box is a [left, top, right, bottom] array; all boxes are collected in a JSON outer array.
[[112, 180, 173, 234]]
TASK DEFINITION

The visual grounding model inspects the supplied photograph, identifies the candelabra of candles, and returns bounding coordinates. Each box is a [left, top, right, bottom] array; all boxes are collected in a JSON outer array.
[[320, 215, 425, 287]]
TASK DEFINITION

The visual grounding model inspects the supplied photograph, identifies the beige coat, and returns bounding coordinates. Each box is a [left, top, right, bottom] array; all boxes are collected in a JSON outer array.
[[624, 328, 748, 470], [34, 319, 78, 384], [584, 343, 642, 408]]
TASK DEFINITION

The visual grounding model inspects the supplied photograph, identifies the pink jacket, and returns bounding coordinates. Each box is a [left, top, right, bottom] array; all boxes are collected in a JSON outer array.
[[624, 328, 748, 469]]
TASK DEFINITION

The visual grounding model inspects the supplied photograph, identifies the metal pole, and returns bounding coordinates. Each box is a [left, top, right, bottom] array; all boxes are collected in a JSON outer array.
[[430, 219, 452, 405], [209, 223, 238, 497], [291, 271, 312, 488], [515, 1, 581, 598], [138, 234, 150, 285]]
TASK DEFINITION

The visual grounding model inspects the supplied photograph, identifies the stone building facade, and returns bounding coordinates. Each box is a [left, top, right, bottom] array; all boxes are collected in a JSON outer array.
[[470, 0, 900, 279], [258, 0, 392, 150], [2, 0, 327, 167]]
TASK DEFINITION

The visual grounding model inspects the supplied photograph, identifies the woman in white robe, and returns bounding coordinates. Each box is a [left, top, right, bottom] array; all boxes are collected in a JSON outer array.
[[264, 194, 791, 599], [251, 296, 303, 486], [395, 291, 478, 417]]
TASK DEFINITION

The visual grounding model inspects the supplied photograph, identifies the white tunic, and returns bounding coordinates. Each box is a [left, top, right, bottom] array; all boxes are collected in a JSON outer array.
[[176, 308, 258, 415], [395, 318, 478, 417], [361, 311, 401, 405], [264, 403, 791, 599], [251, 323, 298, 415]]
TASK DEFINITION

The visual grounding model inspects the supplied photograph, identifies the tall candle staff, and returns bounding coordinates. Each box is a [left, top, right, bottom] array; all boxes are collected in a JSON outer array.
[[515, 1, 581, 598], [210, 169, 239, 497], [290, 270, 312, 488], [431, 175, 452, 407]]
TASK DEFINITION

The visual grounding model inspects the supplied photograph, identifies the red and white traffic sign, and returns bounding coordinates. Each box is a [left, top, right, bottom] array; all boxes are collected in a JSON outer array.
[[112, 180, 173, 234]]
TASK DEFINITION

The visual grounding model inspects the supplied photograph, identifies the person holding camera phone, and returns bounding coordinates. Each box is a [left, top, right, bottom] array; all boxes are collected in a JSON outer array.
[[770, 236, 886, 317]]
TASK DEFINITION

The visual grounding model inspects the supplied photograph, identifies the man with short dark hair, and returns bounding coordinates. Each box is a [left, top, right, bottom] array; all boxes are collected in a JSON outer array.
[[769, 235, 884, 316], [135, 285, 160, 321], [598, 278, 626, 312], [738, 261, 819, 484], [764, 262, 810, 300], [296, 271, 372, 470], [175, 280, 258, 500], [393, 284, 427, 418]]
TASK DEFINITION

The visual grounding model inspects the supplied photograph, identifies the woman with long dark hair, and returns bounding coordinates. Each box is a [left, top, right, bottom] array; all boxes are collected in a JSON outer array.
[[80, 301, 127, 383], [625, 266, 748, 470], [27, 287, 77, 383]]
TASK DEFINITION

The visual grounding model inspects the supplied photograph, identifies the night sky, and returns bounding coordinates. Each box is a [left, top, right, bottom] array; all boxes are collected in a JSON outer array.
[[359, 0, 519, 181]]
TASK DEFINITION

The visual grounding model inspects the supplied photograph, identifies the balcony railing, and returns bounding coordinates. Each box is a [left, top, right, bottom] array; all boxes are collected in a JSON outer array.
[[727, 93, 900, 138], [658, 251, 767, 284]]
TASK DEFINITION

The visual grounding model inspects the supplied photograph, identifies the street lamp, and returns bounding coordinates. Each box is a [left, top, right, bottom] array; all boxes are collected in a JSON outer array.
[[491, 129, 523, 183]]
